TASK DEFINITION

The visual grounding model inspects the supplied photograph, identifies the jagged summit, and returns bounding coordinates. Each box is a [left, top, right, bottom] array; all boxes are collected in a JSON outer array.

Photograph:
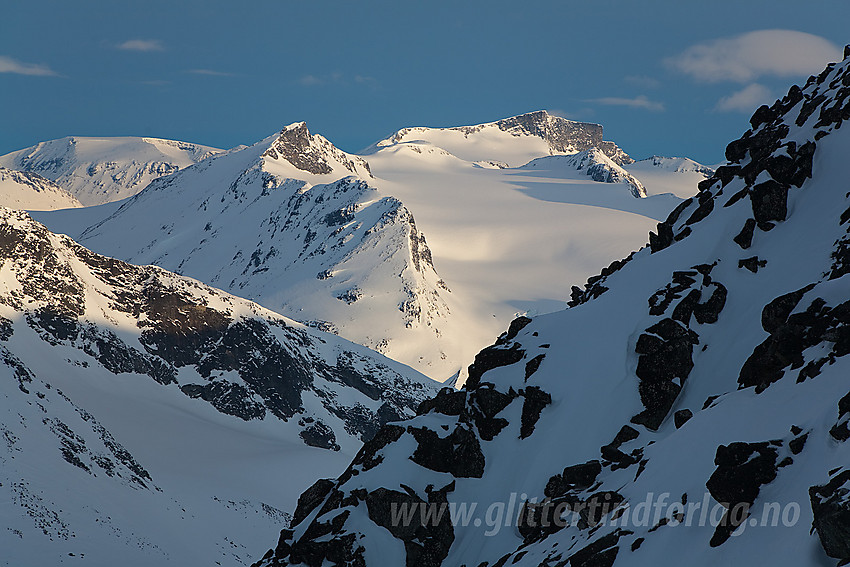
[[370, 110, 633, 166], [260, 122, 372, 178], [255, 49, 850, 567]]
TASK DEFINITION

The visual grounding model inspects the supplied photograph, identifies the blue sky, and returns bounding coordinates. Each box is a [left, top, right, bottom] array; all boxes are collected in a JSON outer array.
[[2, 0, 848, 164]]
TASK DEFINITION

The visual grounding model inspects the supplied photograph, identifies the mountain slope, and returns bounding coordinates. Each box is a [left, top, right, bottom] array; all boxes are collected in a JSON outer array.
[[0, 166, 83, 210], [0, 208, 438, 566], [0, 136, 222, 205], [256, 50, 850, 567], [34, 123, 461, 380]]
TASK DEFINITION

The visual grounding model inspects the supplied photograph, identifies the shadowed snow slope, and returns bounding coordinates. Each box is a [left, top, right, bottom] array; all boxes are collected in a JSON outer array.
[[255, 52, 850, 567], [0, 136, 222, 205], [0, 208, 438, 566]]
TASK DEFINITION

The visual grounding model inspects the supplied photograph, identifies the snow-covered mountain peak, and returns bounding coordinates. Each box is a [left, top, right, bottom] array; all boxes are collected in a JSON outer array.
[[520, 147, 647, 198], [35, 128, 460, 378], [0, 136, 223, 206], [260, 121, 372, 179], [369, 110, 633, 167], [639, 155, 716, 176]]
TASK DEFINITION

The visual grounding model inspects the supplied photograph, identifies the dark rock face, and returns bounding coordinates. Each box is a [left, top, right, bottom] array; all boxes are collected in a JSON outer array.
[[738, 256, 767, 273], [365, 485, 455, 567], [298, 418, 340, 451], [632, 318, 699, 430], [491, 111, 633, 165], [810, 470, 850, 562], [568, 254, 635, 308], [545, 460, 602, 498], [706, 441, 779, 546], [519, 386, 551, 439], [673, 409, 693, 428], [292, 478, 335, 527], [750, 180, 789, 223], [261, 122, 371, 176], [417, 387, 466, 416], [829, 391, 850, 441], [567, 530, 628, 567], [739, 294, 850, 392], [409, 424, 485, 478], [733, 218, 757, 249], [466, 343, 525, 389]]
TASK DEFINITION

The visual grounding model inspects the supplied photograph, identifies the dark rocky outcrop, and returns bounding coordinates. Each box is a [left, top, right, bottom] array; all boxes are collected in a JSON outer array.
[[519, 386, 551, 439], [674, 409, 693, 429], [466, 343, 525, 389], [365, 484, 455, 567], [706, 442, 779, 546], [739, 294, 850, 392], [292, 478, 335, 527], [632, 318, 699, 430], [409, 424, 485, 478], [545, 460, 603, 498], [810, 470, 850, 562], [829, 391, 850, 442]]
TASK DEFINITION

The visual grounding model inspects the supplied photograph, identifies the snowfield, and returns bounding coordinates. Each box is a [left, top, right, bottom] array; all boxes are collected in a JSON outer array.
[[32, 113, 708, 384]]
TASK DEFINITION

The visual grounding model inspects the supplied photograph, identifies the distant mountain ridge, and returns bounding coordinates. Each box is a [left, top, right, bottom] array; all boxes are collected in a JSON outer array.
[[371, 110, 633, 166], [32, 114, 711, 382], [0, 136, 222, 205]]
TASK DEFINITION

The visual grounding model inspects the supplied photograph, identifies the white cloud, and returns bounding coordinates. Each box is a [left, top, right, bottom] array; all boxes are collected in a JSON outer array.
[[585, 95, 665, 112], [0, 55, 57, 76], [187, 69, 233, 77], [297, 72, 377, 88], [117, 39, 165, 52], [714, 83, 774, 113], [298, 74, 324, 86], [667, 30, 842, 83]]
